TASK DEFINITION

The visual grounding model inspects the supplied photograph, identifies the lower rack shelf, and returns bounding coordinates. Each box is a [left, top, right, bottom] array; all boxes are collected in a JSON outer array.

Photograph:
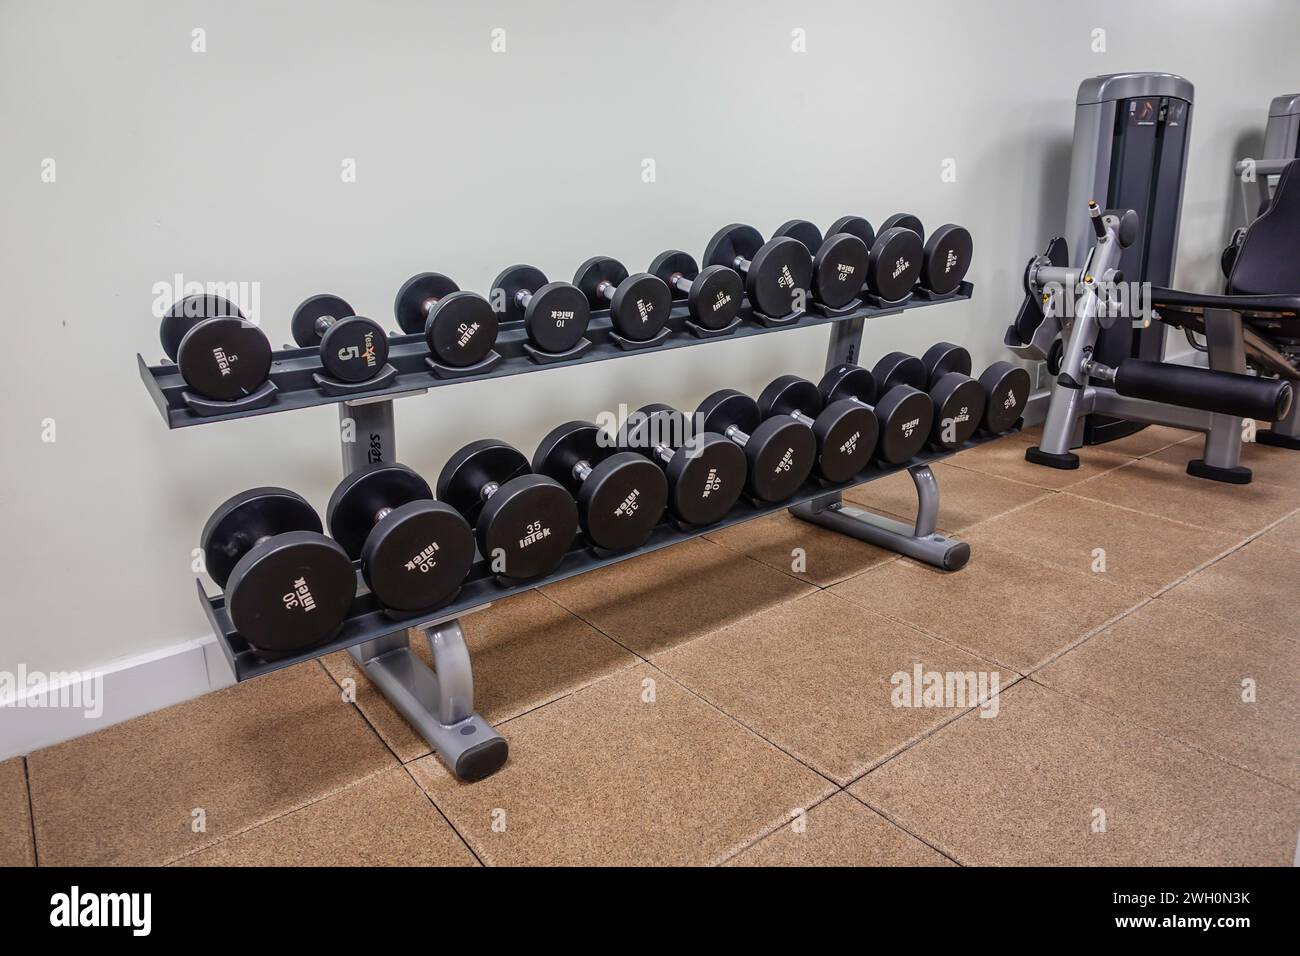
[[202, 422, 1019, 681]]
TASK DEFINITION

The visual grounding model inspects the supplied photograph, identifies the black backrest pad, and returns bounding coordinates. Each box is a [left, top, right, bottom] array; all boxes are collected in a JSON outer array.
[[1229, 159, 1300, 295]]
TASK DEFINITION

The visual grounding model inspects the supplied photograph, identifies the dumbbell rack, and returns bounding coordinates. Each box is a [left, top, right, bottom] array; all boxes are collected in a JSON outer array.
[[142, 281, 1016, 782], [139, 284, 972, 428]]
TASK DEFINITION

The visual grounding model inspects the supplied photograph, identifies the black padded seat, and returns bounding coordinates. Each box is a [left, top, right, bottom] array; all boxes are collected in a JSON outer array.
[[1151, 288, 1300, 316], [1153, 160, 1300, 317], [1228, 159, 1300, 296]]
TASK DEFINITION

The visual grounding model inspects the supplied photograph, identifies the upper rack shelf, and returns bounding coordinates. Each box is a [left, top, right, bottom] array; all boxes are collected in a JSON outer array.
[[138, 283, 973, 428]]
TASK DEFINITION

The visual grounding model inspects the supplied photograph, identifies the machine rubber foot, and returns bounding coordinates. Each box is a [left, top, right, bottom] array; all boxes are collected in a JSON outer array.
[[1256, 430, 1300, 450], [1186, 459, 1252, 484], [1025, 446, 1079, 470]]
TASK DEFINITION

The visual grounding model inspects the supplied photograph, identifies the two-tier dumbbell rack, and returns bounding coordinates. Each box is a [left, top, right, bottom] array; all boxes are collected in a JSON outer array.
[[140, 279, 1018, 782]]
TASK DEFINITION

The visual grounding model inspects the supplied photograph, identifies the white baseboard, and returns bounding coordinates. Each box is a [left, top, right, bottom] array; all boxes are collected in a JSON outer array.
[[0, 636, 235, 761]]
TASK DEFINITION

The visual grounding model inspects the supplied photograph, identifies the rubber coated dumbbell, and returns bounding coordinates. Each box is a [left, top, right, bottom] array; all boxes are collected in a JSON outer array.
[[817, 364, 934, 465], [436, 439, 580, 582], [532, 421, 669, 551], [772, 219, 870, 310], [616, 404, 748, 526], [326, 463, 476, 614], [696, 389, 817, 502], [824, 215, 923, 303], [394, 272, 499, 368], [491, 264, 592, 355], [573, 256, 673, 343], [921, 342, 1032, 435], [291, 294, 390, 383], [159, 294, 272, 401], [703, 223, 813, 319], [874, 349, 986, 451], [879, 212, 926, 243], [878, 214, 974, 297], [756, 375, 879, 482], [200, 487, 355, 658], [648, 250, 744, 332], [919, 225, 973, 296]]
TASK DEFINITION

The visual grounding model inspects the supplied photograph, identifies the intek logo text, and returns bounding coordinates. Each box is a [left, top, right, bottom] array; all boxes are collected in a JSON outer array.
[[283, 577, 317, 613]]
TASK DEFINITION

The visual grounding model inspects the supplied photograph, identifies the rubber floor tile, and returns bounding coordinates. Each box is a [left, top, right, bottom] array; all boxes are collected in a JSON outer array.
[[1097, 424, 1199, 458], [173, 768, 476, 866], [970, 493, 1236, 594], [842, 461, 1048, 533], [1151, 438, 1300, 491], [27, 663, 396, 866], [321, 590, 637, 763], [705, 509, 898, 586], [655, 591, 1008, 784], [1160, 539, 1300, 639], [0, 758, 34, 866], [408, 664, 835, 866], [541, 536, 815, 657], [726, 792, 953, 866], [1037, 600, 1300, 789], [851, 682, 1300, 865], [1259, 511, 1300, 553], [829, 544, 1145, 673], [1067, 457, 1295, 537], [944, 432, 1133, 490]]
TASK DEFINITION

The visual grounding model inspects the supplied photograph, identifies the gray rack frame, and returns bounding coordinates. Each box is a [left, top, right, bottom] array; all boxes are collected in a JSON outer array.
[[175, 285, 1004, 782]]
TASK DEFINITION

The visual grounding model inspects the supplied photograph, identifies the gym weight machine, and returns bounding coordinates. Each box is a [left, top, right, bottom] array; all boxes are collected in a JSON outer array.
[[1021, 202, 1292, 481]]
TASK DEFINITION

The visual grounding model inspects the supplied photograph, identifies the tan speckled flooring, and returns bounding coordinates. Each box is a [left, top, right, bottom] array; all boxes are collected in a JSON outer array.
[[8, 426, 1299, 866]]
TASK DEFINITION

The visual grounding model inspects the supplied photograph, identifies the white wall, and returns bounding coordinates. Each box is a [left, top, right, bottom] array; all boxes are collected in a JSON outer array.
[[2, 0, 1296, 677]]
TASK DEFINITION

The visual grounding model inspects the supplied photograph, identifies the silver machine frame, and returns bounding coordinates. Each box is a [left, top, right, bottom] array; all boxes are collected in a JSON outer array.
[[1029, 207, 1250, 475]]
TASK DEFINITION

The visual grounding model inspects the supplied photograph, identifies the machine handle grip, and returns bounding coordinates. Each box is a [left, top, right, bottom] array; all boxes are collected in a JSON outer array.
[[1114, 360, 1294, 422], [1088, 201, 1106, 240]]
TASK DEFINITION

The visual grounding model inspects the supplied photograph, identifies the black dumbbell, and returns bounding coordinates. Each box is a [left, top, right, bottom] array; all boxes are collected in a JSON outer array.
[[921, 342, 1032, 435], [817, 364, 934, 465], [160, 294, 273, 401], [825, 215, 923, 303], [772, 220, 871, 310], [532, 421, 669, 551], [696, 389, 817, 502], [616, 404, 748, 526], [394, 272, 499, 368], [200, 487, 356, 658], [327, 463, 476, 614], [573, 256, 673, 343], [291, 294, 390, 383], [877, 215, 974, 297], [703, 223, 813, 319], [873, 349, 986, 451], [756, 375, 879, 482], [436, 439, 579, 582], [919, 225, 973, 296], [880, 212, 926, 243], [648, 250, 743, 332], [491, 264, 592, 355]]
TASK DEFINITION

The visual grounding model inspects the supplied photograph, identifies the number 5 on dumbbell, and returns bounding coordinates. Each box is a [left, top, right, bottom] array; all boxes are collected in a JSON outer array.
[[291, 294, 396, 391]]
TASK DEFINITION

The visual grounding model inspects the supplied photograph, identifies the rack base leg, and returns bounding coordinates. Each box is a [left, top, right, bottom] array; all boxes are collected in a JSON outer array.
[[348, 620, 507, 781], [789, 464, 970, 571]]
